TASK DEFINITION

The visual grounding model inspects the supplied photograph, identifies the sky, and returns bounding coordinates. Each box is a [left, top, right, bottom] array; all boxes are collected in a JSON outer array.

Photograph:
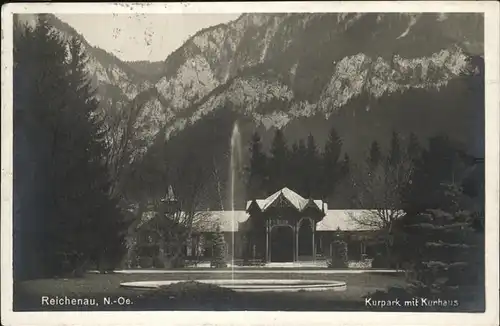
[[55, 13, 242, 62]]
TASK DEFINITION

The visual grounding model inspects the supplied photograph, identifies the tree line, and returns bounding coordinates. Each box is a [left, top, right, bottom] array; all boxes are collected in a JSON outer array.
[[245, 121, 483, 216], [246, 128, 350, 201], [246, 126, 428, 208]]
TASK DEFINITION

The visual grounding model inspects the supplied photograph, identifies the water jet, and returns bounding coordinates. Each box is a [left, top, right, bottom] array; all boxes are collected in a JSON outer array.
[[229, 121, 242, 282]]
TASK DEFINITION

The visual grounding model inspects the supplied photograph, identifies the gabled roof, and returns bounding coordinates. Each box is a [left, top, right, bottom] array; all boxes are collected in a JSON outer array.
[[165, 185, 176, 202], [191, 211, 250, 233], [246, 187, 325, 213], [190, 209, 381, 232], [316, 210, 380, 231], [134, 209, 395, 233]]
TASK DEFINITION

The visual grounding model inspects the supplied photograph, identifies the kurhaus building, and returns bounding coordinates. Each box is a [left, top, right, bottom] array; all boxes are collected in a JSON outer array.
[[129, 187, 383, 267]]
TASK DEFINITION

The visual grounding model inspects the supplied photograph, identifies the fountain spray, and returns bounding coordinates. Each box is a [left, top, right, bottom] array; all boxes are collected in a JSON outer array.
[[230, 121, 242, 283]]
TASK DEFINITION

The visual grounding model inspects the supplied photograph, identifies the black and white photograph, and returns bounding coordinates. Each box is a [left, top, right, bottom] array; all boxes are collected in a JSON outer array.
[[1, 2, 499, 326]]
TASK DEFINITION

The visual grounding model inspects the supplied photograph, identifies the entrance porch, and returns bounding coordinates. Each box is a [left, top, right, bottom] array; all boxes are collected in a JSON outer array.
[[244, 187, 326, 263]]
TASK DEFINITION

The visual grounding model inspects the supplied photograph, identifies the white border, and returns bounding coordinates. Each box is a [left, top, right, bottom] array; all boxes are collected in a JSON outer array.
[[1, 2, 499, 326]]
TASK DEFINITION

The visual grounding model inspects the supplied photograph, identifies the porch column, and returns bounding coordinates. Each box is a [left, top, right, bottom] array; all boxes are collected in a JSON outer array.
[[292, 224, 295, 262], [295, 222, 299, 262], [319, 233, 322, 254], [265, 221, 269, 262], [312, 222, 316, 262]]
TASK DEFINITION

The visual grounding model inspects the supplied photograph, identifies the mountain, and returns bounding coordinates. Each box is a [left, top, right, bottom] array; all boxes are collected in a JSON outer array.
[[20, 14, 167, 162], [138, 13, 483, 150], [126, 60, 165, 79], [150, 13, 483, 156], [35, 13, 484, 208]]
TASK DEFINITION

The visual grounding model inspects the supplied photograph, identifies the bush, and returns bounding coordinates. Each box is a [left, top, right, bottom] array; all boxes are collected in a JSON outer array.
[[138, 256, 154, 268], [371, 254, 391, 268], [133, 281, 235, 308], [328, 259, 347, 269], [238, 259, 265, 267], [327, 240, 348, 269], [347, 259, 373, 269], [210, 260, 228, 268], [152, 256, 165, 268], [371, 252, 401, 269], [365, 286, 414, 306], [210, 228, 227, 268], [163, 256, 186, 269]]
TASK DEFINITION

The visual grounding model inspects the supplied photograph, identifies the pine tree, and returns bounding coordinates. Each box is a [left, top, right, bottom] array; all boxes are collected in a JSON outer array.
[[67, 37, 126, 272], [13, 15, 125, 278], [341, 153, 350, 176], [407, 132, 421, 162], [368, 140, 382, 169], [388, 131, 401, 167], [14, 16, 70, 278], [210, 225, 227, 268], [289, 139, 308, 194], [268, 129, 289, 193], [297, 139, 308, 194], [322, 127, 343, 198], [247, 131, 267, 199], [402, 183, 483, 306], [304, 133, 320, 197], [289, 141, 301, 192], [404, 135, 469, 215], [372, 181, 484, 310]]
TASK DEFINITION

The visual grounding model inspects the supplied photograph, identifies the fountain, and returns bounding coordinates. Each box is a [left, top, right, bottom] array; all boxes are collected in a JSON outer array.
[[121, 279, 347, 292], [229, 121, 242, 282], [120, 121, 347, 294]]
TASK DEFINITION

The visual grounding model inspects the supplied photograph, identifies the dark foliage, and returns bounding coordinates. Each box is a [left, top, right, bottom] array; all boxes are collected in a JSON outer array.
[[13, 15, 125, 279], [327, 240, 348, 269], [246, 126, 350, 201], [371, 253, 393, 269], [368, 140, 382, 169], [402, 183, 483, 299], [379, 176, 484, 310], [247, 132, 268, 199], [210, 227, 228, 268]]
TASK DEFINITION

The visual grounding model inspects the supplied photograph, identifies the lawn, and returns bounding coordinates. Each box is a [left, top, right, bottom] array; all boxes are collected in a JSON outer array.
[[14, 271, 408, 311]]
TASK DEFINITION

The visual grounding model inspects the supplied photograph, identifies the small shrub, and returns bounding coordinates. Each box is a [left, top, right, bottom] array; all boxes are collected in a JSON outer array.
[[327, 240, 348, 269], [138, 256, 154, 268], [366, 286, 413, 303], [210, 227, 227, 268], [152, 256, 165, 268], [347, 259, 373, 269], [164, 256, 186, 269], [210, 260, 228, 268], [371, 254, 388, 268], [371, 253, 400, 268], [328, 259, 347, 269], [134, 281, 235, 307], [237, 259, 264, 267]]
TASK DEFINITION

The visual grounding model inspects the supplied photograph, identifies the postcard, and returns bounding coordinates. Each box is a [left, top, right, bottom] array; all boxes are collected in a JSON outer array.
[[1, 2, 499, 326]]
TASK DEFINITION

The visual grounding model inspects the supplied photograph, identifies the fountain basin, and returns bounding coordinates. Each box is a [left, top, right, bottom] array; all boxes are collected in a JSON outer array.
[[120, 279, 347, 292]]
